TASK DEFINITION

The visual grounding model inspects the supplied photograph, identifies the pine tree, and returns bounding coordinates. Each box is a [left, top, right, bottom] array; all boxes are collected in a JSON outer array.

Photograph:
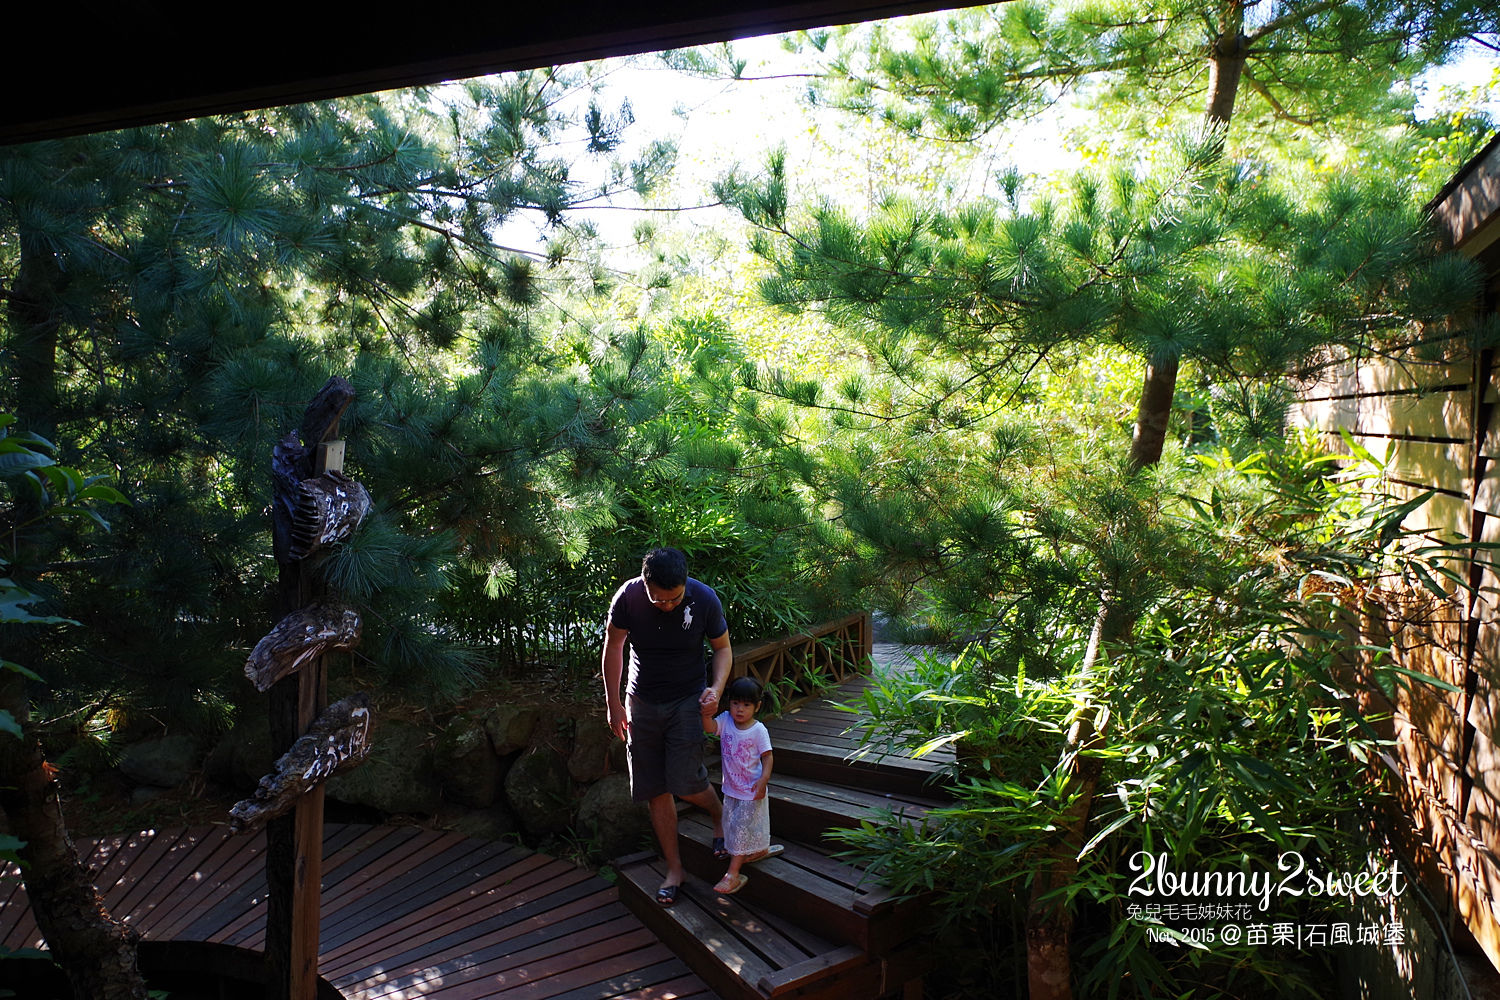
[[714, 5, 1494, 996], [0, 68, 678, 759]]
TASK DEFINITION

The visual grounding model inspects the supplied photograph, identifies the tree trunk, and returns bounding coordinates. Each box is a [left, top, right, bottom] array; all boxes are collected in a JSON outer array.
[[0, 673, 148, 1000], [1024, 598, 1130, 1000], [1024, 8, 1251, 983], [1205, 28, 1247, 129], [1127, 353, 1181, 472]]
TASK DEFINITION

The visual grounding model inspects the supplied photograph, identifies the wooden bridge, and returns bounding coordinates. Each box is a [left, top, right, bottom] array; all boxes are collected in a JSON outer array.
[[1, 635, 955, 1000]]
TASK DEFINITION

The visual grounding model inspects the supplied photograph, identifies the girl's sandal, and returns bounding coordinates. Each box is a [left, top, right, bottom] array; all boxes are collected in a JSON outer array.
[[713, 873, 748, 895]]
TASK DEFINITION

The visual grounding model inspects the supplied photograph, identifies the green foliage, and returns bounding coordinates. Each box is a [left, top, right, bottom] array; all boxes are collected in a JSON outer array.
[[0, 71, 721, 734], [1, 416, 125, 869], [811, 0, 1495, 156], [832, 439, 1466, 997]]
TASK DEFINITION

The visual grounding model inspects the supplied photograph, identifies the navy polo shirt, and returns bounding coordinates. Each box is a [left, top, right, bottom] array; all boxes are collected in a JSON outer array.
[[608, 577, 727, 702]]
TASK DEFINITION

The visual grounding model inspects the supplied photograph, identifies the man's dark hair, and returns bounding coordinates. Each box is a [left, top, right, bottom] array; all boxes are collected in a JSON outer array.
[[724, 675, 763, 704], [641, 547, 687, 589]]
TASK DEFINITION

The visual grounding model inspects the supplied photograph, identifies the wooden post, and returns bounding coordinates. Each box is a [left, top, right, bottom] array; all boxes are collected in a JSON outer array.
[[263, 377, 359, 1000], [288, 428, 339, 999]]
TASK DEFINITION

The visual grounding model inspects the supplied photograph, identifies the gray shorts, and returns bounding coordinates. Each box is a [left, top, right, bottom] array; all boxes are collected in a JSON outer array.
[[626, 693, 709, 803]]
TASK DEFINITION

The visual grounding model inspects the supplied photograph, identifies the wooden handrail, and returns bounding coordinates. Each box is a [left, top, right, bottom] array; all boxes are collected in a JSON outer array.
[[728, 612, 872, 714]]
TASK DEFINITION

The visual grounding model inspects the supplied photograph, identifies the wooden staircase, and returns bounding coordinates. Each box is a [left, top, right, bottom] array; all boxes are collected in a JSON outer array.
[[616, 675, 953, 1000]]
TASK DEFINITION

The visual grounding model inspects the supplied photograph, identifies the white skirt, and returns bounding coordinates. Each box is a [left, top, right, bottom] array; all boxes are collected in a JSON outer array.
[[723, 794, 770, 856]]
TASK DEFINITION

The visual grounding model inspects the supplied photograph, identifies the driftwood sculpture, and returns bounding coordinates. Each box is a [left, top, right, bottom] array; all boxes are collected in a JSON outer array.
[[245, 604, 363, 693], [271, 377, 355, 564], [288, 471, 371, 561], [229, 693, 373, 834]]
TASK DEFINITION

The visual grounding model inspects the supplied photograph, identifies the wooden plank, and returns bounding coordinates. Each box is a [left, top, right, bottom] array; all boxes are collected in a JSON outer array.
[[324, 859, 594, 977], [350, 911, 651, 999], [430, 927, 664, 1000], [248, 833, 494, 950], [619, 858, 774, 1000], [0, 867, 39, 951], [480, 943, 684, 1000], [327, 879, 611, 984], [1288, 394, 1361, 434], [588, 967, 714, 1000], [318, 848, 552, 964], [170, 834, 277, 942], [1357, 350, 1472, 396], [538, 957, 705, 1000], [1396, 719, 1464, 814], [1378, 438, 1471, 502], [86, 830, 158, 908], [756, 946, 866, 997], [1469, 674, 1499, 745], [230, 825, 440, 947], [1449, 830, 1500, 976], [143, 828, 265, 939], [1465, 728, 1500, 813], [1396, 669, 1465, 756], [1, 823, 717, 1000], [1465, 784, 1500, 861], [773, 740, 947, 797], [1348, 388, 1469, 443], [113, 828, 229, 927], [327, 859, 591, 971]]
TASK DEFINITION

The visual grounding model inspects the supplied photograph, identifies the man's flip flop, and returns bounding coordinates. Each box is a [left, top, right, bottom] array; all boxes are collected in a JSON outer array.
[[713, 874, 748, 895], [746, 844, 784, 863], [656, 884, 679, 906], [712, 837, 729, 861]]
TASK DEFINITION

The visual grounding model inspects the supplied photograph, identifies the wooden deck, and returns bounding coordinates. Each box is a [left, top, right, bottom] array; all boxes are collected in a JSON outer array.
[[1, 823, 716, 999], [2, 643, 955, 1000]]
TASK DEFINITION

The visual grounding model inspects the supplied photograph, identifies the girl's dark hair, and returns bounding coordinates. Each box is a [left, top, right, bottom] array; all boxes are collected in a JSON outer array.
[[724, 675, 764, 704]]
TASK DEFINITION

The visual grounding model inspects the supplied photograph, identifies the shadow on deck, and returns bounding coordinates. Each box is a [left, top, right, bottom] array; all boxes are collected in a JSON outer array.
[[2, 643, 952, 1000], [1, 822, 715, 999]]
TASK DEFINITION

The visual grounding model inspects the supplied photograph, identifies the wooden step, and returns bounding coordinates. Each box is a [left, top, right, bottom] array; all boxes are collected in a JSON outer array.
[[674, 813, 928, 954], [617, 854, 869, 1000], [709, 766, 947, 848], [764, 701, 954, 799]]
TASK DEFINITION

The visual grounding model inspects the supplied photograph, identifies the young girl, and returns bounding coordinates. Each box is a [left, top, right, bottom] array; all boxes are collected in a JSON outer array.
[[702, 675, 781, 894]]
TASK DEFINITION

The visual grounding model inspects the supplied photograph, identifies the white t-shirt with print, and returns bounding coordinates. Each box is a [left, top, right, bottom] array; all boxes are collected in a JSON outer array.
[[714, 713, 771, 801]]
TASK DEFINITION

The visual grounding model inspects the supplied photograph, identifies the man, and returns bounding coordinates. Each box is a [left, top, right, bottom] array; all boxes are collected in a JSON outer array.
[[602, 546, 730, 906]]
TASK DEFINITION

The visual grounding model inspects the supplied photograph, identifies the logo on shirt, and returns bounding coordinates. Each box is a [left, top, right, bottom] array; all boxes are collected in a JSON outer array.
[[682, 604, 694, 630]]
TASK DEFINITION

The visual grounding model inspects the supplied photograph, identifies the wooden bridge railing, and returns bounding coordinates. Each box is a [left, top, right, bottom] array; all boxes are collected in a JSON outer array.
[[729, 611, 872, 713]]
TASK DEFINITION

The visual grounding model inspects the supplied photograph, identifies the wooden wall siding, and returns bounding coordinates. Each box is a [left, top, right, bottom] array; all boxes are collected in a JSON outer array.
[[1292, 333, 1500, 973], [730, 612, 873, 710]]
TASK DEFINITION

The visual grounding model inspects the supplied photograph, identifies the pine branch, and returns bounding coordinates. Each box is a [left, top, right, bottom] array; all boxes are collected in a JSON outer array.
[[1243, 0, 1346, 47]]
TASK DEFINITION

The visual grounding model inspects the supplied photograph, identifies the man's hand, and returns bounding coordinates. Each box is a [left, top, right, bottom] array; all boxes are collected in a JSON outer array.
[[699, 686, 721, 710], [606, 699, 628, 742]]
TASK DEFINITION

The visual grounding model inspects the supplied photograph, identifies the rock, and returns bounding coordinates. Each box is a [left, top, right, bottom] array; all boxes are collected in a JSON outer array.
[[326, 720, 440, 816], [204, 715, 274, 791], [130, 785, 166, 807], [484, 705, 540, 756], [448, 804, 522, 842], [576, 774, 652, 860], [434, 715, 500, 808], [608, 737, 628, 775], [551, 716, 576, 758], [503, 747, 574, 837], [119, 733, 197, 788], [568, 719, 617, 783]]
